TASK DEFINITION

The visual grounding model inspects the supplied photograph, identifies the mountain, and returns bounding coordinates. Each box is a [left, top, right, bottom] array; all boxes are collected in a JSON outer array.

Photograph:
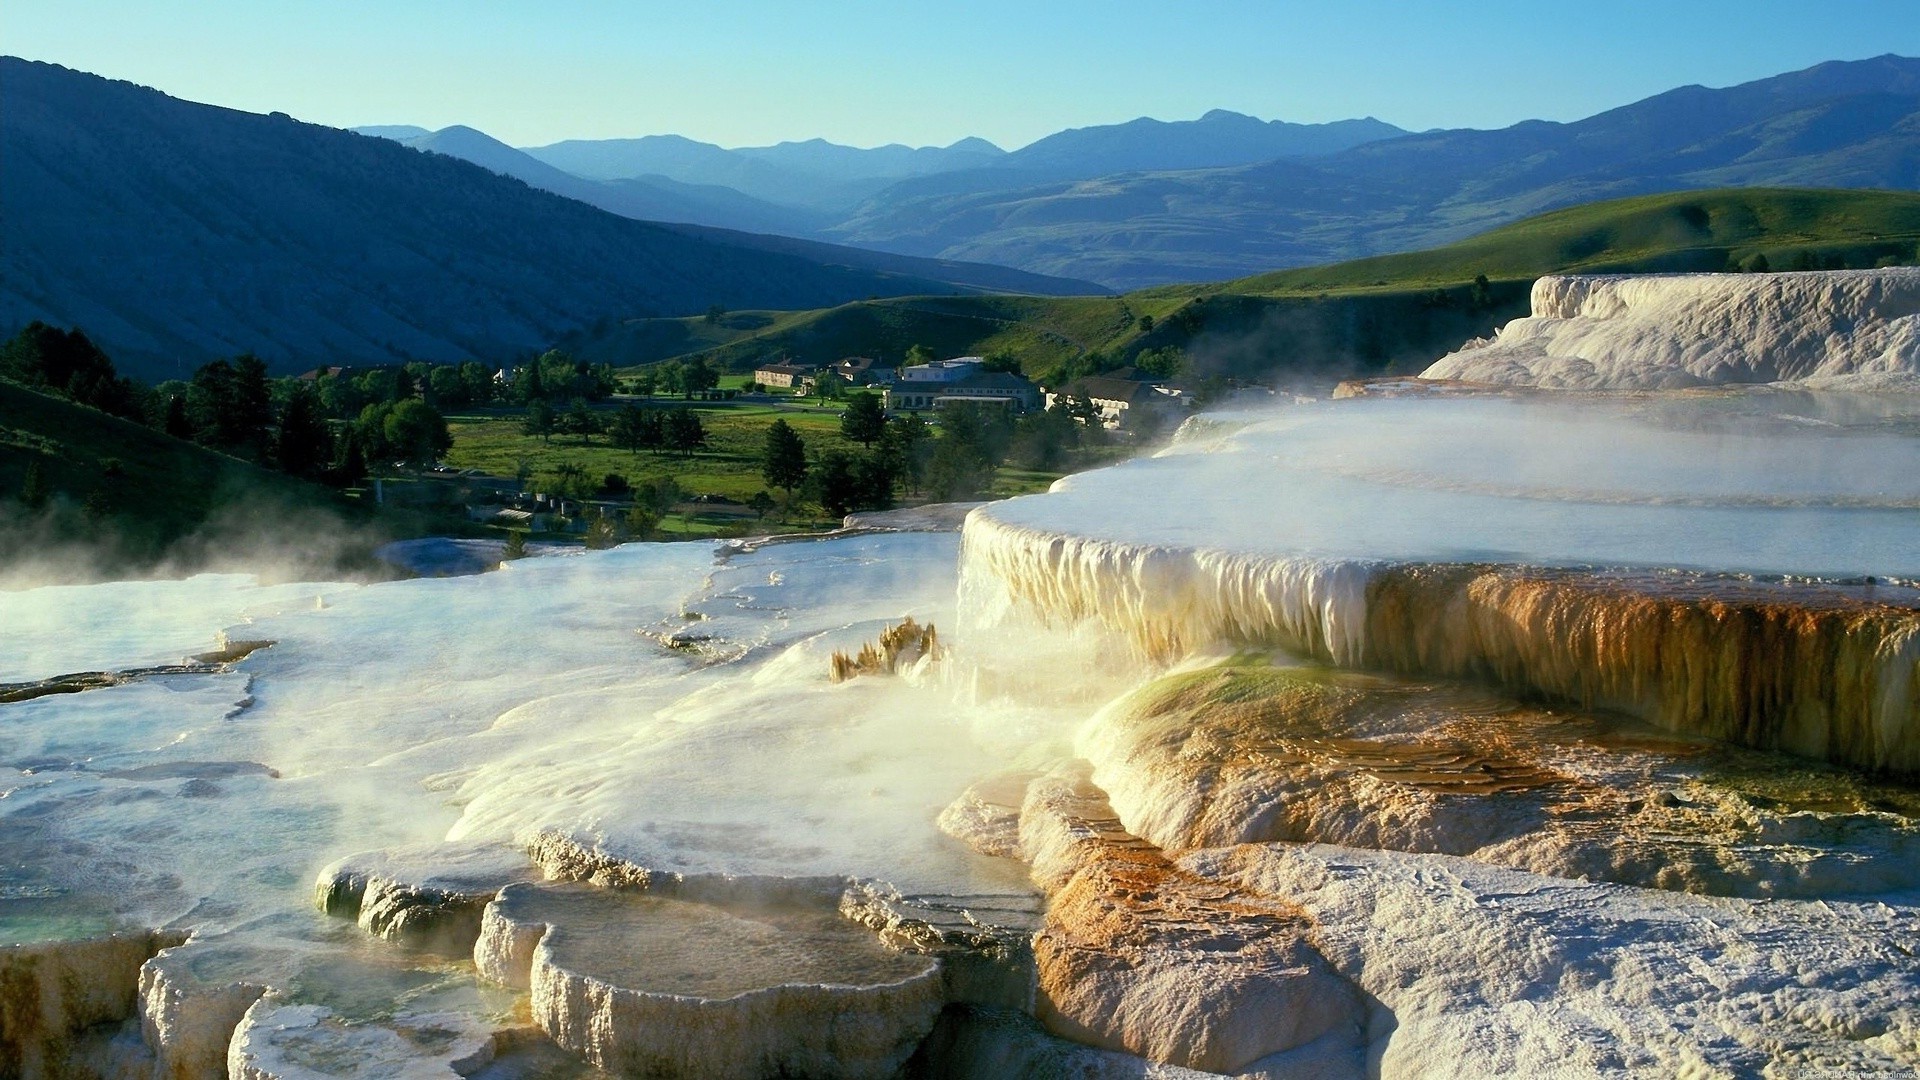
[[391, 124, 835, 237], [522, 114, 1402, 215], [1005, 110, 1406, 178], [828, 56, 1920, 288], [522, 133, 1007, 212], [351, 124, 431, 141], [0, 59, 1094, 381], [378, 125, 1095, 294]]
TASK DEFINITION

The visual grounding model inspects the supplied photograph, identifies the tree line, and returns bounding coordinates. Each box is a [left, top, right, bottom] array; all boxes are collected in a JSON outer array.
[[2, 321, 457, 489]]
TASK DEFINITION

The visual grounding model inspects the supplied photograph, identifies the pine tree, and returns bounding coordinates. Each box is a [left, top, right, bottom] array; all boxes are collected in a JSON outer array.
[[761, 419, 808, 517], [840, 392, 887, 447], [275, 384, 334, 479], [523, 399, 556, 443]]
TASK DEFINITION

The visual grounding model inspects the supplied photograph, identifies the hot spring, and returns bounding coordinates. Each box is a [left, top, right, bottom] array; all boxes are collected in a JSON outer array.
[[6, 319, 1920, 1074]]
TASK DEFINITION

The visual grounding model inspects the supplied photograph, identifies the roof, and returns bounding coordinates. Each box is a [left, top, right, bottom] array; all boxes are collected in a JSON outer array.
[[951, 371, 1037, 392], [754, 362, 816, 376], [1057, 376, 1173, 406], [892, 371, 1037, 394]]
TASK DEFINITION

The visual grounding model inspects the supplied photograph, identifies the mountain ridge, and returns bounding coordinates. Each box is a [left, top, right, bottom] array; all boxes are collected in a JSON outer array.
[[825, 54, 1920, 287], [0, 58, 1094, 380]]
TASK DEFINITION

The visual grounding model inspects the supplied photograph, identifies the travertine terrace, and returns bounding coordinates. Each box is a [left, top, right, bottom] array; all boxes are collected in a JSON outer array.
[[6, 272, 1920, 1077]]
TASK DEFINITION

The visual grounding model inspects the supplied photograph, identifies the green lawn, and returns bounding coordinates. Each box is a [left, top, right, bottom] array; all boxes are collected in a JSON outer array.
[[443, 400, 1070, 536]]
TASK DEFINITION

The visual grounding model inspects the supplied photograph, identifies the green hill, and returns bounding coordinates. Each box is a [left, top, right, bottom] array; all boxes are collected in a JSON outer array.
[[583, 188, 1920, 385], [1198, 187, 1920, 296], [0, 378, 416, 579]]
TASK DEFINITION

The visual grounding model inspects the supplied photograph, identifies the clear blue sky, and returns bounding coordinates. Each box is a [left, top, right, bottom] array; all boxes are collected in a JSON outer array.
[[6, 1, 1918, 149]]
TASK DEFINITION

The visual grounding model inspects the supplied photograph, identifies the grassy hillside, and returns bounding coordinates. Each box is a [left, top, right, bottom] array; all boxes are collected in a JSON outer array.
[[0, 378, 419, 578], [582, 187, 1920, 387], [576, 294, 1177, 374], [1197, 188, 1920, 297]]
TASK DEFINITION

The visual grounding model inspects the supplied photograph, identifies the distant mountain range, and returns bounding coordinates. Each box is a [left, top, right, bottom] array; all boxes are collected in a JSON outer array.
[[824, 56, 1920, 288], [364, 56, 1920, 289], [0, 58, 1099, 379]]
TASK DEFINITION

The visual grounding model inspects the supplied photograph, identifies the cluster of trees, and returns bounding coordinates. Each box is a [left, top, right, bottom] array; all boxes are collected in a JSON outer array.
[[758, 394, 924, 520], [1420, 274, 1498, 312], [753, 390, 1125, 519], [0, 322, 445, 488], [607, 403, 708, 457], [527, 401, 710, 456], [625, 357, 720, 398], [760, 413, 907, 520], [1, 323, 146, 421], [296, 348, 622, 422], [1035, 344, 1187, 388], [1729, 250, 1876, 274]]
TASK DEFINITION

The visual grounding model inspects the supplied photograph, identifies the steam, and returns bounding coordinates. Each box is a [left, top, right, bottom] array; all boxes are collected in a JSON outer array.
[[0, 530, 1096, 951], [0, 486, 404, 592]]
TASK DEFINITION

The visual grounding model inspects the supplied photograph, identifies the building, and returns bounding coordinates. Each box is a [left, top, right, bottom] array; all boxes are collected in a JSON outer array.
[[885, 358, 1041, 412], [894, 356, 984, 385], [754, 362, 817, 390], [1046, 374, 1192, 430], [829, 356, 896, 386]]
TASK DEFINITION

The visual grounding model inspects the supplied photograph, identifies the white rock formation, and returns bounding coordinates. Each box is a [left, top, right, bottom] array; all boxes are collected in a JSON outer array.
[[1075, 663, 1920, 898], [0, 930, 185, 1077], [1015, 766, 1368, 1075], [137, 937, 275, 1080], [226, 996, 495, 1080], [1422, 269, 1920, 389], [475, 879, 946, 1079], [1186, 843, 1920, 1078], [315, 840, 534, 955], [961, 504, 1920, 775]]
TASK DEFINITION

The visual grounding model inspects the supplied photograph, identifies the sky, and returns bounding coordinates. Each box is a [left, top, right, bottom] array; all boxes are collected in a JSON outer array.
[[6, 1, 1919, 150]]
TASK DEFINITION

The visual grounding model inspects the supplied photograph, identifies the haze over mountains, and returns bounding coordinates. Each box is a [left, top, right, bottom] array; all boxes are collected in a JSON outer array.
[[368, 55, 1920, 289], [0, 58, 1098, 379]]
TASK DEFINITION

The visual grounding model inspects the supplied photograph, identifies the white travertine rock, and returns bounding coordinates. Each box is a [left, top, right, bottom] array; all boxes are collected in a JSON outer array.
[[476, 880, 945, 1079], [226, 996, 494, 1080], [1185, 843, 1920, 1078], [1076, 663, 1920, 898], [138, 938, 273, 1080], [0, 930, 186, 1077], [960, 497, 1920, 775], [1422, 270, 1920, 389], [934, 771, 1036, 861], [315, 840, 534, 955], [1018, 767, 1368, 1075]]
